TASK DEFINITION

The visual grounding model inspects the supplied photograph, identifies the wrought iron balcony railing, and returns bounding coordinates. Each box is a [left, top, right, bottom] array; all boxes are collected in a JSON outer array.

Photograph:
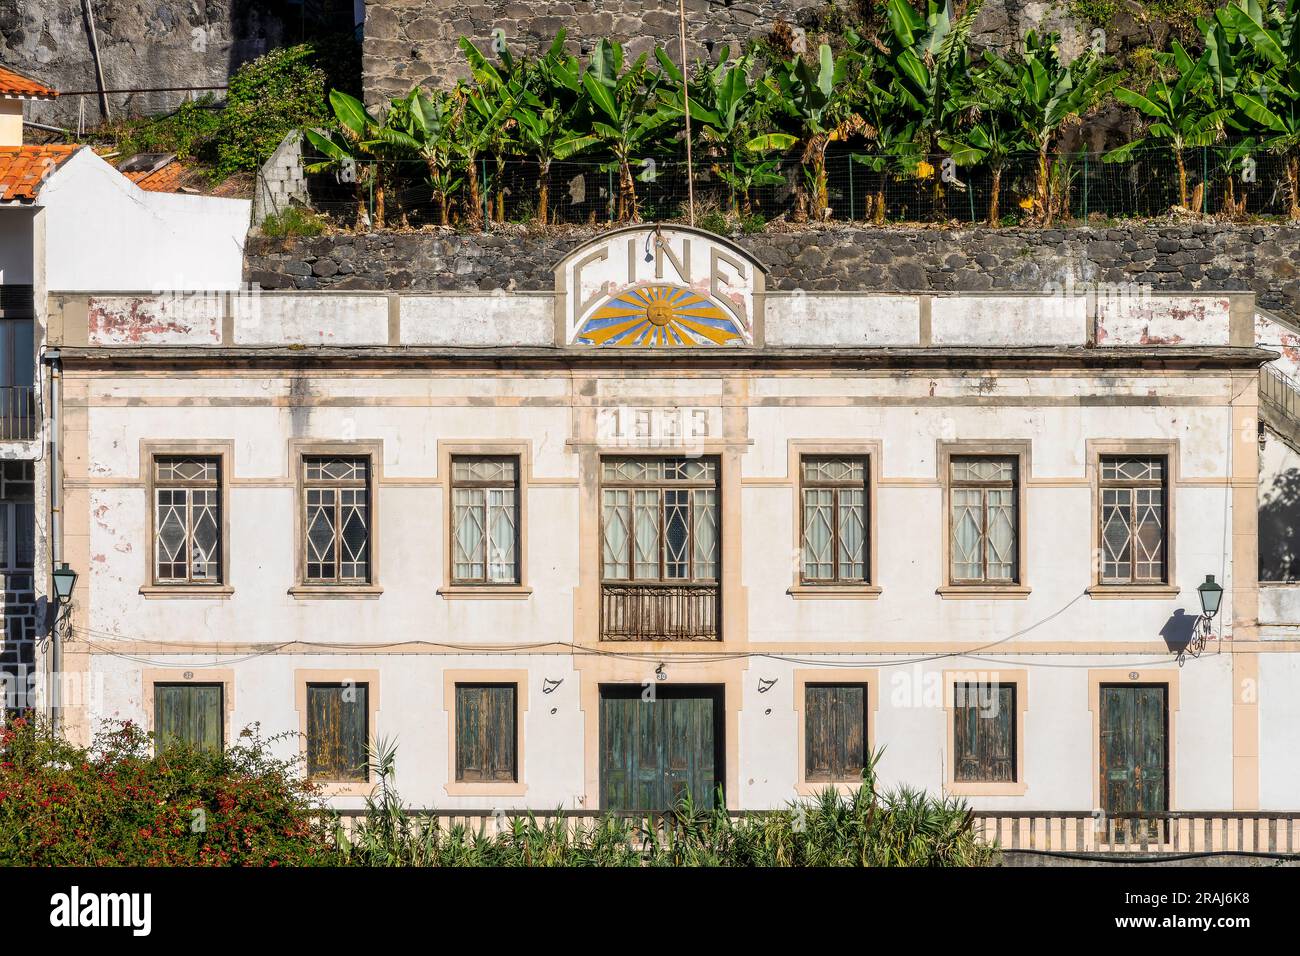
[[600, 582, 719, 641], [0, 386, 35, 442]]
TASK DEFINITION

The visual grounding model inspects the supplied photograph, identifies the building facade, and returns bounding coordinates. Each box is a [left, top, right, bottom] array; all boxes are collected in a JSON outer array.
[[36, 225, 1299, 817]]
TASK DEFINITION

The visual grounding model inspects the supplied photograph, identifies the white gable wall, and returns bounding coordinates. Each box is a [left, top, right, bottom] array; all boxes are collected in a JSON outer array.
[[39, 148, 249, 292]]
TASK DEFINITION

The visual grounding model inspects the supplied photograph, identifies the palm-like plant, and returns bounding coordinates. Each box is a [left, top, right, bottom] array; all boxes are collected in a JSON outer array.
[[303, 90, 391, 228], [1106, 40, 1229, 211], [983, 32, 1115, 225], [382, 88, 462, 225], [939, 56, 1031, 225], [660, 46, 794, 215], [576, 38, 673, 222], [763, 42, 865, 222], [1220, 0, 1300, 218]]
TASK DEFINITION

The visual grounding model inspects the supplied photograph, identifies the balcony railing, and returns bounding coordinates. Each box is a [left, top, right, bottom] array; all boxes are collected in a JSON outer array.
[[0, 386, 35, 441], [600, 583, 719, 641]]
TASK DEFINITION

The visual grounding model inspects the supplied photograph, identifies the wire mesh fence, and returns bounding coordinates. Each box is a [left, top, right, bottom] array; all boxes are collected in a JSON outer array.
[[274, 145, 1298, 230]]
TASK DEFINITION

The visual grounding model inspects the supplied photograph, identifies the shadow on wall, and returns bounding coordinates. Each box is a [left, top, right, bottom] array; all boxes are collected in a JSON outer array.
[[1158, 609, 1198, 654], [1260, 467, 1300, 582]]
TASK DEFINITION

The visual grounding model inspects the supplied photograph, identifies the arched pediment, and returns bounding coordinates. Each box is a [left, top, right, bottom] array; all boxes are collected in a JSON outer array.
[[552, 225, 767, 348]]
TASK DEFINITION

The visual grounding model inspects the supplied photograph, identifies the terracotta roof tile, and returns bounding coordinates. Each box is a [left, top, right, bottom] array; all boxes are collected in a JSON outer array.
[[0, 66, 57, 99], [125, 161, 186, 193], [0, 145, 79, 202]]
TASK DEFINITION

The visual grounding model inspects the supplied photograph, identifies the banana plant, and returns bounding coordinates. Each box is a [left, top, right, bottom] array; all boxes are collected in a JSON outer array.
[[1105, 40, 1229, 211], [984, 32, 1116, 225], [762, 42, 865, 221], [381, 88, 462, 225], [658, 46, 794, 215], [939, 57, 1030, 225], [459, 37, 531, 223], [513, 31, 596, 224], [303, 89, 391, 229], [574, 38, 673, 222], [1219, 0, 1300, 218]]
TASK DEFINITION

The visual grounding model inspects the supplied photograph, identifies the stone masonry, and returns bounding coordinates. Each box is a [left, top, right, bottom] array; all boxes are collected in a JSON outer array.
[[244, 222, 1300, 324]]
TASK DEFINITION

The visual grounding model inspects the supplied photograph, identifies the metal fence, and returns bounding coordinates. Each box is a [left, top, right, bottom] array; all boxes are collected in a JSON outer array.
[[283, 145, 1298, 229]]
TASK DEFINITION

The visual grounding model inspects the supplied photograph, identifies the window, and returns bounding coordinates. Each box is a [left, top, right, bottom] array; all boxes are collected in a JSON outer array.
[[1100, 456, 1167, 584], [952, 682, 1016, 782], [303, 456, 371, 584], [600, 457, 719, 583], [949, 456, 1018, 584], [599, 457, 720, 640], [0, 460, 34, 571], [153, 683, 223, 752], [454, 683, 518, 782], [451, 457, 519, 584], [153, 456, 221, 584], [804, 683, 868, 783], [800, 456, 868, 584], [305, 682, 369, 782]]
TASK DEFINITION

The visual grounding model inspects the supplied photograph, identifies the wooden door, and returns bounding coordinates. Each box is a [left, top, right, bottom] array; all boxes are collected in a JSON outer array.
[[600, 685, 723, 811], [1099, 684, 1168, 835], [153, 683, 222, 751]]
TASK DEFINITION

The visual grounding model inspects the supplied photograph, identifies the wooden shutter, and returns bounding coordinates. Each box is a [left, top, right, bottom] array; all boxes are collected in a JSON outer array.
[[953, 683, 1016, 782], [306, 683, 369, 782], [153, 684, 222, 752], [455, 684, 517, 782], [804, 684, 867, 783], [599, 686, 722, 811]]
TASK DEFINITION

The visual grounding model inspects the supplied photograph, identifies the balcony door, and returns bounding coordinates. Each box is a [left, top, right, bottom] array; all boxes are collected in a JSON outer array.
[[0, 320, 33, 440]]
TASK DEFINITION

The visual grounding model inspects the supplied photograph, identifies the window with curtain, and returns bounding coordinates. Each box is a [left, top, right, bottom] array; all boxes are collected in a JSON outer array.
[[154, 456, 221, 584], [455, 683, 518, 782], [1100, 455, 1167, 584], [952, 682, 1016, 782], [949, 456, 1018, 584], [804, 683, 868, 782], [305, 682, 369, 782], [600, 457, 719, 583], [451, 457, 519, 584], [800, 456, 868, 584], [303, 456, 370, 584]]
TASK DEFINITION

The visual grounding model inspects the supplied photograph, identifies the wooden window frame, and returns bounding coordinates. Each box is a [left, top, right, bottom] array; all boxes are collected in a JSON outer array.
[[798, 454, 871, 587], [598, 455, 721, 586], [937, 440, 1031, 599], [293, 668, 380, 796], [1086, 440, 1179, 599], [290, 440, 383, 599], [140, 441, 234, 599], [792, 669, 878, 795], [943, 670, 1028, 797], [437, 441, 533, 600], [443, 669, 529, 797], [785, 441, 882, 599]]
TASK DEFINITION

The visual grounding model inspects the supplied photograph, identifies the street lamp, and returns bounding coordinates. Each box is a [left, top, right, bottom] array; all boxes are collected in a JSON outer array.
[[1197, 574, 1223, 619], [52, 562, 78, 605]]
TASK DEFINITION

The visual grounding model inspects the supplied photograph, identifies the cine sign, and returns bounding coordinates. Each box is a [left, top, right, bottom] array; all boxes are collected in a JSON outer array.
[[554, 226, 765, 348]]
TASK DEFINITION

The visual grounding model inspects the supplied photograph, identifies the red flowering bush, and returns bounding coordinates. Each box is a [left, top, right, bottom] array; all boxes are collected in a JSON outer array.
[[0, 717, 335, 866]]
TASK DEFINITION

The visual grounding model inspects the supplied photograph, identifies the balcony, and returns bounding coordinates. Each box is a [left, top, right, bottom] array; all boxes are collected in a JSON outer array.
[[600, 583, 719, 641], [0, 386, 34, 442]]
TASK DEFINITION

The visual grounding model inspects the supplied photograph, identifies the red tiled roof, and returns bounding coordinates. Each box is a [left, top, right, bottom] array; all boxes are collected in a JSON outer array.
[[0, 66, 57, 99], [0, 145, 79, 202], [124, 161, 184, 193]]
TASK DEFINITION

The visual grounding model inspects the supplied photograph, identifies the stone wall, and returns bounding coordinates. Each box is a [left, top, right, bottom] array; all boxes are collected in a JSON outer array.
[[1, 0, 309, 124], [243, 222, 1300, 322]]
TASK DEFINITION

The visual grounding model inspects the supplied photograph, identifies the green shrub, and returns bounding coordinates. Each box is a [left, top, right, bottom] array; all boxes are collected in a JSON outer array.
[[261, 206, 327, 238], [113, 96, 223, 161], [697, 211, 731, 235], [214, 44, 330, 178], [0, 717, 333, 866]]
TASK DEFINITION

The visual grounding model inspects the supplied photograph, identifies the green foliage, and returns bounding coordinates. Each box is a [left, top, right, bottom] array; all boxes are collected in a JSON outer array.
[[0, 716, 333, 866], [216, 44, 330, 178], [334, 744, 997, 867], [1070, 0, 1121, 22], [697, 210, 731, 234], [260, 206, 327, 238], [112, 96, 223, 162]]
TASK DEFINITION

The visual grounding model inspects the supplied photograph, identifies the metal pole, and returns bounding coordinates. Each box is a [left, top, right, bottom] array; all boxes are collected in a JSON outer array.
[[677, 0, 696, 227], [1083, 152, 1089, 220], [81, 0, 111, 120], [848, 154, 855, 220]]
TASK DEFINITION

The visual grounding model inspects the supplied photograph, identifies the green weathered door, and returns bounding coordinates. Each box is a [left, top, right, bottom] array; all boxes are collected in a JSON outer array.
[[1099, 684, 1168, 827], [599, 685, 723, 811], [153, 683, 222, 751]]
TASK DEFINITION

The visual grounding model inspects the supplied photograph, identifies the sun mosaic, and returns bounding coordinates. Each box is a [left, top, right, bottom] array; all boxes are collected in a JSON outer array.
[[575, 284, 745, 348]]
